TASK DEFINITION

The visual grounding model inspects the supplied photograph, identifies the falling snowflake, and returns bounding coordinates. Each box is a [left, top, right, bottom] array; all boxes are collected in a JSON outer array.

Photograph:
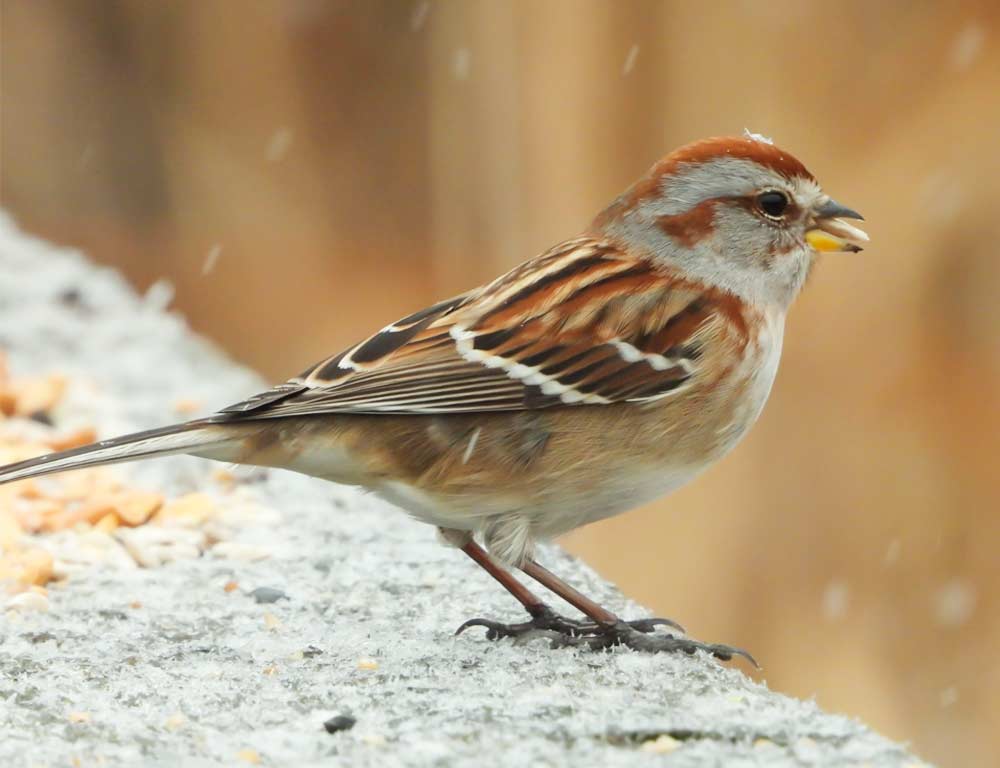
[[453, 48, 471, 81], [622, 45, 639, 76], [411, 1, 430, 32], [266, 128, 293, 162], [883, 538, 901, 566], [821, 580, 850, 621], [202, 244, 223, 276], [939, 686, 959, 708], [932, 579, 977, 627], [950, 23, 985, 71]]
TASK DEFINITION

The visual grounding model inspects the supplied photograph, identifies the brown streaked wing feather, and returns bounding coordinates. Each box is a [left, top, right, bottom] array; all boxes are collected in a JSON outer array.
[[214, 238, 745, 419]]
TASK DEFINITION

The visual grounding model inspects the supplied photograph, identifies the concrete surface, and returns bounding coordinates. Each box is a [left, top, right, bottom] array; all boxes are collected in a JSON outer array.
[[0, 213, 931, 767]]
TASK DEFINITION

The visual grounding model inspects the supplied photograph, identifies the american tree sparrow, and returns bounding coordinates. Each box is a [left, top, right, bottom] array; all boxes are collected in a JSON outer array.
[[0, 135, 867, 663]]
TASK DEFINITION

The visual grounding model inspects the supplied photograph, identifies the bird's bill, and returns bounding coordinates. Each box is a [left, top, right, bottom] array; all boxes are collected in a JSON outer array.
[[806, 199, 869, 253]]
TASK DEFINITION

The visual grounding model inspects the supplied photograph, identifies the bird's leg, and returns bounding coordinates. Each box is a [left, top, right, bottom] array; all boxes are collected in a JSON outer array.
[[453, 542, 757, 665], [519, 558, 683, 634], [518, 559, 758, 666], [454, 541, 613, 640]]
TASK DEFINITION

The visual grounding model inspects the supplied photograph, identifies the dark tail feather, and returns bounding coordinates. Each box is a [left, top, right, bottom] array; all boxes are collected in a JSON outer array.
[[0, 420, 231, 485]]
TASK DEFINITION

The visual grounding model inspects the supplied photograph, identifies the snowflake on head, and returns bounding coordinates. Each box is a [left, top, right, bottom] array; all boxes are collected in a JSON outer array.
[[742, 129, 774, 145]]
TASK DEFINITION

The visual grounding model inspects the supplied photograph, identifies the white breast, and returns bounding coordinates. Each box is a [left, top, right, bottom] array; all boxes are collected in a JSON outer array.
[[743, 307, 785, 425]]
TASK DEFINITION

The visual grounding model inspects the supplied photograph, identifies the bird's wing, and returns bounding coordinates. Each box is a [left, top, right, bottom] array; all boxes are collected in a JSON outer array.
[[215, 237, 745, 418]]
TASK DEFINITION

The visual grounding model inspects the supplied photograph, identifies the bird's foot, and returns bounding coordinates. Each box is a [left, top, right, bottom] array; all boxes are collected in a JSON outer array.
[[552, 621, 759, 667], [456, 609, 756, 667], [455, 604, 683, 642]]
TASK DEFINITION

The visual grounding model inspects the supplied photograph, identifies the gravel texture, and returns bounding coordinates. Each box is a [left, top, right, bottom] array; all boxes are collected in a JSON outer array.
[[0, 214, 930, 767]]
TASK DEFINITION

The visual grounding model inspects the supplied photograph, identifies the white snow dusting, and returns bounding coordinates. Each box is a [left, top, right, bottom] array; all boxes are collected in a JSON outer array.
[[0, 213, 929, 768], [743, 129, 774, 145]]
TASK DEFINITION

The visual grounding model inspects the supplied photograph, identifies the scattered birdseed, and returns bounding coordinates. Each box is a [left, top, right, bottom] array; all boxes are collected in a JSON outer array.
[[323, 715, 356, 734], [754, 738, 777, 749], [236, 748, 261, 764], [5, 590, 50, 612], [641, 734, 680, 753], [249, 586, 288, 604], [154, 492, 215, 528], [0, 353, 273, 609], [211, 468, 237, 488], [263, 612, 281, 630], [164, 713, 186, 731], [94, 512, 119, 533], [47, 426, 97, 452], [10, 374, 66, 418], [174, 398, 204, 416]]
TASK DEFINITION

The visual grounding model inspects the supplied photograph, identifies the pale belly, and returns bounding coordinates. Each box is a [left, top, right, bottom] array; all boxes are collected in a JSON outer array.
[[204, 309, 786, 563], [373, 460, 704, 540]]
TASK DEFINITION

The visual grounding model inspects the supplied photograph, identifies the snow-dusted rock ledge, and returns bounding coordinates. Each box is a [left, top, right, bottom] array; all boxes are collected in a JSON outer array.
[[0, 215, 929, 767]]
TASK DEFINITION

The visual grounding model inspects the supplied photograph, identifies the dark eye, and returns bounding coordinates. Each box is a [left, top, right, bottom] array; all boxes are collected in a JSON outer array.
[[757, 190, 789, 219]]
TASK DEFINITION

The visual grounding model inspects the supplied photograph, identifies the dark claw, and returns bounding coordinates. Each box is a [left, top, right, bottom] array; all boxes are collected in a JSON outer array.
[[553, 622, 759, 668], [623, 616, 685, 634], [456, 605, 684, 641], [454, 617, 533, 640], [457, 611, 756, 668]]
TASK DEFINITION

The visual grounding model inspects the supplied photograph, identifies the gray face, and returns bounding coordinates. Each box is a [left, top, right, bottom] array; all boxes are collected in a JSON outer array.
[[601, 156, 827, 309]]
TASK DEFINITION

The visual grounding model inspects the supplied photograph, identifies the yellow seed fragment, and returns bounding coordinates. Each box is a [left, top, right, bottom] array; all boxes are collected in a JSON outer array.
[[47, 426, 97, 452], [0, 547, 54, 587], [173, 398, 203, 415], [155, 492, 215, 527], [0, 513, 22, 550], [116, 491, 164, 526], [13, 374, 66, 417], [211, 468, 237, 489], [95, 512, 120, 533], [641, 734, 680, 753]]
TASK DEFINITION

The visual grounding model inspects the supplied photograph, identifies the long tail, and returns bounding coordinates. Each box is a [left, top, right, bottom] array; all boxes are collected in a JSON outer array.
[[0, 420, 235, 485]]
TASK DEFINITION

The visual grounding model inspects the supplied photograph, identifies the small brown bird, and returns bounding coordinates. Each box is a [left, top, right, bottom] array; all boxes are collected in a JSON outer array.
[[0, 134, 867, 663]]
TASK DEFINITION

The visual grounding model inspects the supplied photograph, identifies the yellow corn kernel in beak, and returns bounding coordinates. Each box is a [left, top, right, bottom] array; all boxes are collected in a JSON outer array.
[[806, 229, 853, 252]]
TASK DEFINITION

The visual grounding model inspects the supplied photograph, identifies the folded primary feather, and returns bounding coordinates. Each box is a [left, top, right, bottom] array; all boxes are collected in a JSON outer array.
[[217, 237, 742, 420]]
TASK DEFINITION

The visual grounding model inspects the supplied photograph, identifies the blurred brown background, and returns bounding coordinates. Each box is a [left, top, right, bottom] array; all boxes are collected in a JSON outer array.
[[2, 1, 998, 765]]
